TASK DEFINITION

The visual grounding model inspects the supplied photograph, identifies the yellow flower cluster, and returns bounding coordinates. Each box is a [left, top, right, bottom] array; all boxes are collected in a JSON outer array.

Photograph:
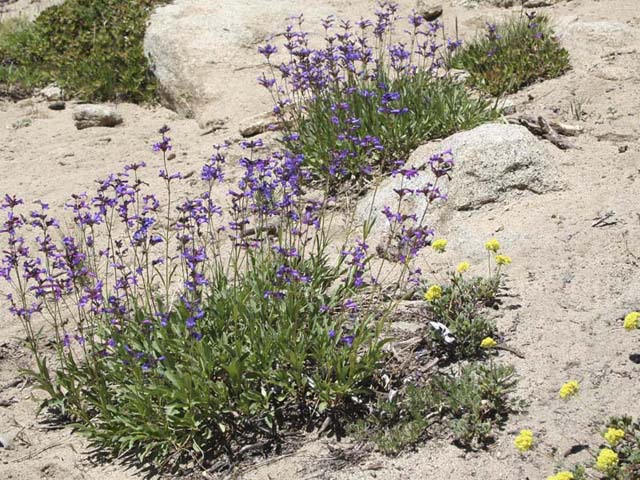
[[432, 238, 448, 253], [624, 311, 639, 330], [485, 238, 500, 252], [596, 448, 619, 472], [495, 254, 512, 265], [546, 472, 574, 480], [514, 429, 534, 452], [484, 239, 513, 268], [559, 380, 579, 399], [456, 261, 470, 273], [603, 427, 625, 446], [480, 337, 497, 349], [424, 285, 442, 302]]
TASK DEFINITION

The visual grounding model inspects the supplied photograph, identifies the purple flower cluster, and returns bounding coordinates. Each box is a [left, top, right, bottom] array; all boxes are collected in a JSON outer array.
[[258, 2, 447, 100], [379, 150, 454, 262], [256, 1, 461, 180], [0, 120, 397, 375]]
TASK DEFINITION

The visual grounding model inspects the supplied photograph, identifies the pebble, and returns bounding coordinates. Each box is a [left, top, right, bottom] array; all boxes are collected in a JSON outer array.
[[73, 104, 123, 130], [39, 84, 63, 102], [416, 1, 443, 21], [48, 101, 66, 111], [0, 433, 14, 450], [239, 111, 285, 138]]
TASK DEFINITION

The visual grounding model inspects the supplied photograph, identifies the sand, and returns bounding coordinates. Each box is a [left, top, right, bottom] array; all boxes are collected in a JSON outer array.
[[1, 0, 639, 479]]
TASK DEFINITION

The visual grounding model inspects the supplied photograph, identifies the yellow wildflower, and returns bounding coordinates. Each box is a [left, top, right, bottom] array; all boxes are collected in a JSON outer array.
[[485, 238, 500, 252], [424, 285, 443, 302], [495, 254, 512, 265], [514, 429, 534, 452], [559, 380, 579, 399], [603, 427, 625, 447], [432, 238, 447, 253], [596, 448, 619, 472], [624, 311, 639, 330], [456, 261, 470, 273], [547, 472, 574, 480], [480, 337, 497, 349]]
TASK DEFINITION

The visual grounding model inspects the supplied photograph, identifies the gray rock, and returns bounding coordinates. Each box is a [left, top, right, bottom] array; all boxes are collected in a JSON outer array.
[[73, 105, 123, 130], [566, 20, 637, 48], [356, 123, 561, 233], [40, 84, 63, 102], [447, 68, 471, 84], [48, 101, 66, 111], [144, 0, 337, 128], [416, 1, 443, 21], [523, 0, 555, 6], [460, 0, 562, 6], [460, 0, 517, 7], [500, 99, 517, 115], [239, 111, 285, 138], [1, 0, 64, 21], [0, 433, 14, 450]]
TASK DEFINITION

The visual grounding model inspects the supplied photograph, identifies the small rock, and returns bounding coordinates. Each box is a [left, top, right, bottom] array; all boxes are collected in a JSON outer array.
[[48, 101, 66, 111], [447, 68, 470, 84], [200, 117, 227, 134], [596, 131, 638, 143], [39, 84, 63, 101], [239, 111, 285, 138], [464, 0, 516, 7], [501, 99, 516, 115], [73, 105, 123, 130], [523, 0, 554, 7], [0, 433, 14, 450], [416, 1, 443, 21], [549, 121, 583, 136], [619, 145, 628, 153]]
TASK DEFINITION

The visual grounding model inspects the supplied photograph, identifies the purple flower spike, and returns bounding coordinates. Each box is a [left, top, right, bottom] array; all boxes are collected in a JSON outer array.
[[341, 335, 355, 347], [343, 298, 358, 312], [258, 44, 278, 59]]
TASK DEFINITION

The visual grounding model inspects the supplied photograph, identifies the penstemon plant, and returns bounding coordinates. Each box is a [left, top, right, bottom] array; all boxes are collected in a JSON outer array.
[[257, 1, 497, 185], [0, 123, 456, 469]]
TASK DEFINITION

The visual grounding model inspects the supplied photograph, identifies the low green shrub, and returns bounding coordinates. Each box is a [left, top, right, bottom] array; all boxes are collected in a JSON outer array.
[[353, 362, 523, 454], [423, 239, 511, 360], [0, 0, 165, 102], [349, 241, 520, 455], [0, 18, 47, 95], [426, 275, 499, 359], [450, 12, 570, 97]]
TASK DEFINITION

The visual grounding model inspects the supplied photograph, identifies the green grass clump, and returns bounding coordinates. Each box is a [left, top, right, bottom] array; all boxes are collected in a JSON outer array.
[[292, 75, 498, 180], [451, 13, 570, 97], [0, 0, 166, 102], [51, 259, 387, 466]]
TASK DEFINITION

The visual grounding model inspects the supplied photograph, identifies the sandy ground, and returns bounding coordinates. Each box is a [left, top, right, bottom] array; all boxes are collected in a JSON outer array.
[[1, 0, 640, 479]]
